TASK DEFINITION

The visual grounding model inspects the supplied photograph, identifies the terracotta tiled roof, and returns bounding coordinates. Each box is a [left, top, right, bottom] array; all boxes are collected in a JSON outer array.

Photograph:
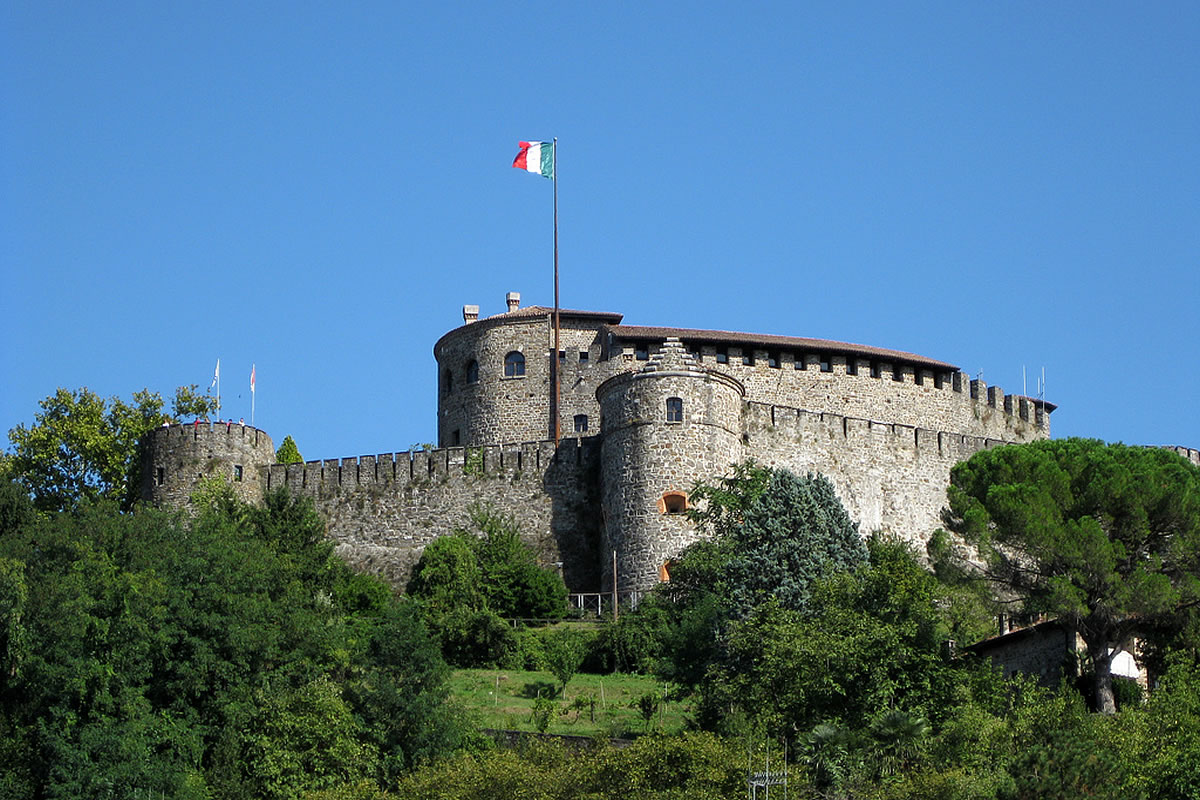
[[606, 324, 960, 372]]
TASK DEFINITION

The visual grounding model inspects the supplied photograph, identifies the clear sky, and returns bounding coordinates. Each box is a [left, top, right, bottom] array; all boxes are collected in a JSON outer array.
[[3, 2, 1198, 462]]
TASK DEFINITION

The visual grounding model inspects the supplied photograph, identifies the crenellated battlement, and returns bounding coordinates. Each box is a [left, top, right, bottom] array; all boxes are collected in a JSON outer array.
[[139, 422, 275, 509], [265, 437, 599, 494]]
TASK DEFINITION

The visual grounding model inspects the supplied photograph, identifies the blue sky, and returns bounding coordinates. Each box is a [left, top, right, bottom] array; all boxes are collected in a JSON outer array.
[[3, 2, 1198, 462]]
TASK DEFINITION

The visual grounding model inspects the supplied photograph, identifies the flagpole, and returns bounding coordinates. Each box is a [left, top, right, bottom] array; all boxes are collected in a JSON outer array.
[[552, 137, 560, 446]]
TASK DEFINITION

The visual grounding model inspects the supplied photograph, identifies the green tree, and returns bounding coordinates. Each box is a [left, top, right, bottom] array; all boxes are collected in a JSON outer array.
[[684, 462, 868, 617], [7, 387, 165, 511], [276, 435, 304, 464], [171, 383, 221, 420], [6, 385, 227, 512], [943, 439, 1200, 714], [544, 628, 588, 697], [468, 505, 566, 619]]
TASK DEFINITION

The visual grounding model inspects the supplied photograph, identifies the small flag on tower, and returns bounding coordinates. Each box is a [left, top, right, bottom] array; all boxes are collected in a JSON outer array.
[[210, 358, 220, 389], [512, 141, 554, 179], [250, 364, 256, 394]]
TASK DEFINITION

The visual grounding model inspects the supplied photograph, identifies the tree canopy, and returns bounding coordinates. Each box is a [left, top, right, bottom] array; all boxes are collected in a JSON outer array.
[[674, 462, 868, 618], [942, 438, 1200, 714], [276, 435, 304, 464], [0, 480, 465, 797], [5, 385, 220, 512]]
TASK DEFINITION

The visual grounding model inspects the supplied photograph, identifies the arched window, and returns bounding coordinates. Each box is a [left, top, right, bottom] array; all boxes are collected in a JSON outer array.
[[466, 359, 479, 383], [442, 368, 453, 395], [665, 397, 683, 423], [504, 351, 525, 378]]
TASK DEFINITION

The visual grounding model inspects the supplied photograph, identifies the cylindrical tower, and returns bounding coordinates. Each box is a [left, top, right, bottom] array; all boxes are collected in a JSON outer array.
[[139, 422, 275, 509], [433, 293, 622, 447], [596, 338, 745, 592]]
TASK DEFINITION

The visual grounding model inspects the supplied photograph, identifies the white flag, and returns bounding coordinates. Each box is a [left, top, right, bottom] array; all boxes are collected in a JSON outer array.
[[210, 358, 220, 389]]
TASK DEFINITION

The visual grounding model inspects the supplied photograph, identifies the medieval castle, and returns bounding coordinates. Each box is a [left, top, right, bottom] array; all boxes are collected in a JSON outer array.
[[138, 291, 1196, 598]]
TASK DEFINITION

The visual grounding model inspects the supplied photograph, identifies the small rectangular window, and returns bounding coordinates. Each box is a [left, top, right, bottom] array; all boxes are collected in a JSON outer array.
[[666, 397, 684, 423], [635, 344, 649, 361], [893, 365, 905, 382], [934, 372, 945, 389], [233, 465, 244, 482], [573, 414, 588, 433], [794, 353, 806, 370], [871, 362, 881, 379], [846, 358, 858, 376], [914, 371, 924, 386], [716, 348, 728, 364], [742, 350, 755, 366], [156, 467, 165, 486], [452, 430, 460, 446], [558, 350, 566, 361], [578, 350, 589, 364], [820, 355, 832, 373], [768, 352, 780, 368]]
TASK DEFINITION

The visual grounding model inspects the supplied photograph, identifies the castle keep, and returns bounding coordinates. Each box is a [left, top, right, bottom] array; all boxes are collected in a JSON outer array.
[[142, 291, 1066, 595]]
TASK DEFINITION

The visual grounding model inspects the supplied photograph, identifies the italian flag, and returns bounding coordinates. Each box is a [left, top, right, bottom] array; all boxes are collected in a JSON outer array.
[[512, 141, 554, 179]]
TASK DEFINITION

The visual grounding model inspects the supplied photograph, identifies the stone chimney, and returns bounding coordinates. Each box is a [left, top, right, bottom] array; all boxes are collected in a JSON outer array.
[[462, 304, 479, 323], [506, 292, 520, 313]]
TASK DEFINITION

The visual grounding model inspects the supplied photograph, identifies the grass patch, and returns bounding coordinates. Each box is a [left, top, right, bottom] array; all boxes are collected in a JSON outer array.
[[450, 668, 688, 738]]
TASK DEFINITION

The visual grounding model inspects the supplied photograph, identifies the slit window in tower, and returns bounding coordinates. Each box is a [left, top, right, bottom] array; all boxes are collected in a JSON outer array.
[[233, 465, 243, 482], [666, 397, 683, 423], [659, 491, 688, 515], [466, 359, 479, 384]]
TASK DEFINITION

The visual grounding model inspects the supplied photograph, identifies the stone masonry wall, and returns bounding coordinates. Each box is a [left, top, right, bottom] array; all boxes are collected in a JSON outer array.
[[597, 344, 745, 590], [435, 314, 620, 446], [264, 438, 604, 591], [622, 340, 1049, 443], [140, 422, 275, 509], [743, 401, 1014, 550]]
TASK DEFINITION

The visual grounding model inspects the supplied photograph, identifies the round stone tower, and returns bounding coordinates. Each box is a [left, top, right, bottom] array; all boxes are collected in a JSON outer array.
[[139, 422, 275, 508], [596, 338, 745, 592]]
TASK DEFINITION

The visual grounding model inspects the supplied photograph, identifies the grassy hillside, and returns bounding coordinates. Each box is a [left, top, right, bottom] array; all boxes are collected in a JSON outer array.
[[450, 669, 689, 738]]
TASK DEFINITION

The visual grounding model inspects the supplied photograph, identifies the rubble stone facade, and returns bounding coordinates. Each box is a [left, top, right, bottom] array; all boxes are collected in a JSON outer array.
[[141, 292, 1084, 593]]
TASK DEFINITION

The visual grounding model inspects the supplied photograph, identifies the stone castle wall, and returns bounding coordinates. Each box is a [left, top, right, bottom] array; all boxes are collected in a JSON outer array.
[[137, 297, 1082, 594], [139, 422, 274, 508], [262, 438, 604, 590], [597, 345, 745, 589], [743, 402, 1007, 549], [434, 312, 622, 447], [619, 340, 1049, 443]]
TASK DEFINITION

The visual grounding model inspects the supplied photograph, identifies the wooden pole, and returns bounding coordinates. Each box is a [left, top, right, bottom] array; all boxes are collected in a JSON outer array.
[[612, 548, 618, 621]]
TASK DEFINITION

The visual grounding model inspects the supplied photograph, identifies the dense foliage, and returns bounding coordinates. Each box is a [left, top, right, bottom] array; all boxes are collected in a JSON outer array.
[[942, 438, 1200, 713], [5, 385, 221, 512], [0, 481, 465, 799], [406, 505, 568, 667]]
